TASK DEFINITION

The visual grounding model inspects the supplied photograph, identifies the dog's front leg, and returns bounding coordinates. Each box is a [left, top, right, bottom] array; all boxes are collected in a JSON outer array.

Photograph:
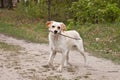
[[48, 50, 56, 70], [57, 51, 67, 72]]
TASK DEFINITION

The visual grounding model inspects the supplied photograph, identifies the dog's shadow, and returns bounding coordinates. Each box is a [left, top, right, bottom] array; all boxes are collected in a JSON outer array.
[[66, 65, 79, 72], [42, 63, 79, 72]]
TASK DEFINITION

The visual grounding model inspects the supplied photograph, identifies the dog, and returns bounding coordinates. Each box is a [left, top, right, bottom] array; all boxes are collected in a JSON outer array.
[[46, 21, 86, 72]]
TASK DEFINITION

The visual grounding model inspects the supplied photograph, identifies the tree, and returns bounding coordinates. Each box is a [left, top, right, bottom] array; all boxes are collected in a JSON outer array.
[[8, 0, 13, 9], [47, 0, 51, 21], [0, 0, 4, 8]]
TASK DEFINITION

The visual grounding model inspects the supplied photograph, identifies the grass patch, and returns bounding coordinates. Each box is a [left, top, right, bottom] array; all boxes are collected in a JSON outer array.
[[0, 22, 48, 43], [74, 23, 120, 64], [0, 42, 22, 52], [67, 22, 120, 64], [0, 9, 48, 43]]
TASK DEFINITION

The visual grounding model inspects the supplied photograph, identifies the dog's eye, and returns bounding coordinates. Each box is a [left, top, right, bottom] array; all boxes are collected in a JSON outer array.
[[52, 26, 55, 28], [58, 26, 60, 29]]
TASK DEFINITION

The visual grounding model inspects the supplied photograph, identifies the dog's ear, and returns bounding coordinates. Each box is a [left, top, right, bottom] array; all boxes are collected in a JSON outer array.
[[61, 23, 66, 31], [46, 21, 52, 28]]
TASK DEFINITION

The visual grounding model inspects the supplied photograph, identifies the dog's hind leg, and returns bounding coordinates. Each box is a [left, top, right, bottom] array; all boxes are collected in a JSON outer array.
[[79, 50, 86, 65], [64, 51, 72, 67], [76, 44, 87, 65]]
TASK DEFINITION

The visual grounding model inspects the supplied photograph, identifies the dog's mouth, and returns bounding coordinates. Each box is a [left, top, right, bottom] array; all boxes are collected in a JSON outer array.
[[54, 30, 58, 34]]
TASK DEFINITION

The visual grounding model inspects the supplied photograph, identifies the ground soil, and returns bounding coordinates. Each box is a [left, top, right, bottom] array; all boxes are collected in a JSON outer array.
[[0, 34, 120, 80]]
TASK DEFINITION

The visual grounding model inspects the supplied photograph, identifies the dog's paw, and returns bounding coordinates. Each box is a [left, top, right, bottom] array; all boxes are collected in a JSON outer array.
[[42, 64, 55, 70], [56, 66, 62, 72], [64, 62, 72, 67]]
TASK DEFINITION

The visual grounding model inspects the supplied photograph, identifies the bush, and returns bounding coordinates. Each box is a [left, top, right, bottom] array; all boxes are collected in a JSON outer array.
[[70, 0, 120, 24], [15, 0, 75, 22], [15, 0, 120, 24], [15, 0, 47, 19], [104, 3, 120, 22]]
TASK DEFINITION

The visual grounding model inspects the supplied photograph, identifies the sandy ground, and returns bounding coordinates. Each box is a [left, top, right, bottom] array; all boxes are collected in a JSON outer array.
[[0, 34, 120, 80]]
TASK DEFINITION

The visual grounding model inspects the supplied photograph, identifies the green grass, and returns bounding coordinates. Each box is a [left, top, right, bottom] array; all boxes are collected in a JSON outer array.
[[74, 23, 120, 64], [0, 42, 22, 52], [0, 22, 48, 43], [0, 9, 48, 43], [67, 22, 120, 64]]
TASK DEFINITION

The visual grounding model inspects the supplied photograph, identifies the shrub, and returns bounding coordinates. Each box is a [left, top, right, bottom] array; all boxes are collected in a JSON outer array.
[[70, 0, 120, 24], [15, 0, 47, 19]]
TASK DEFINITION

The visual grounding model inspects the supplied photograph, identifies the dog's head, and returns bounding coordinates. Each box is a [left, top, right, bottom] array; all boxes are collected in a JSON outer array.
[[46, 21, 66, 34]]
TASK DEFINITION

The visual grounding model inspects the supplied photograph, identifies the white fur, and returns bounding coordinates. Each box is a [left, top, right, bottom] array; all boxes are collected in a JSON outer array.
[[46, 21, 86, 72]]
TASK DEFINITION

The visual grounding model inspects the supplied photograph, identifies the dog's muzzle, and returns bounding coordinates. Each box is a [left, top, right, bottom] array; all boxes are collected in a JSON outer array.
[[54, 30, 58, 34]]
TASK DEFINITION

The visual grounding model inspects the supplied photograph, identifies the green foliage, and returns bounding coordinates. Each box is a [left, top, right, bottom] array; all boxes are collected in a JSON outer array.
[[70, 0, 120, 24], [15, 0, 120, 24], [15, 0, 77, 22], [50, 0, 74, 22], [15, 0, 47, 19], [104, 3, 120, 22]]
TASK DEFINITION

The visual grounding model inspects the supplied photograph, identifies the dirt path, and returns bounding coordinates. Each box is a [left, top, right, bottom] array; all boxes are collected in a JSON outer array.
[[0, 34, 120, 80]]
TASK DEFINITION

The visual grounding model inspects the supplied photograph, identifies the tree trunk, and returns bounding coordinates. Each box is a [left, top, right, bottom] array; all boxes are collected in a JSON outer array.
[[47, 0, 51, 21], [8, 0, 13, 9], [17, 0, 20, 3], [1, 0, 4, 8]]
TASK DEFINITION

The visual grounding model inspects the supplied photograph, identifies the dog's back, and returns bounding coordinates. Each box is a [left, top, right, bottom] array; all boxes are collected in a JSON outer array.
[[62, 30, 82, 40]]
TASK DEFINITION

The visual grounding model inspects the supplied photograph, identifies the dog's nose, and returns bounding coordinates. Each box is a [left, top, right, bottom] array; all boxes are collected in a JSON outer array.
[[54, 30, 58, 34]]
